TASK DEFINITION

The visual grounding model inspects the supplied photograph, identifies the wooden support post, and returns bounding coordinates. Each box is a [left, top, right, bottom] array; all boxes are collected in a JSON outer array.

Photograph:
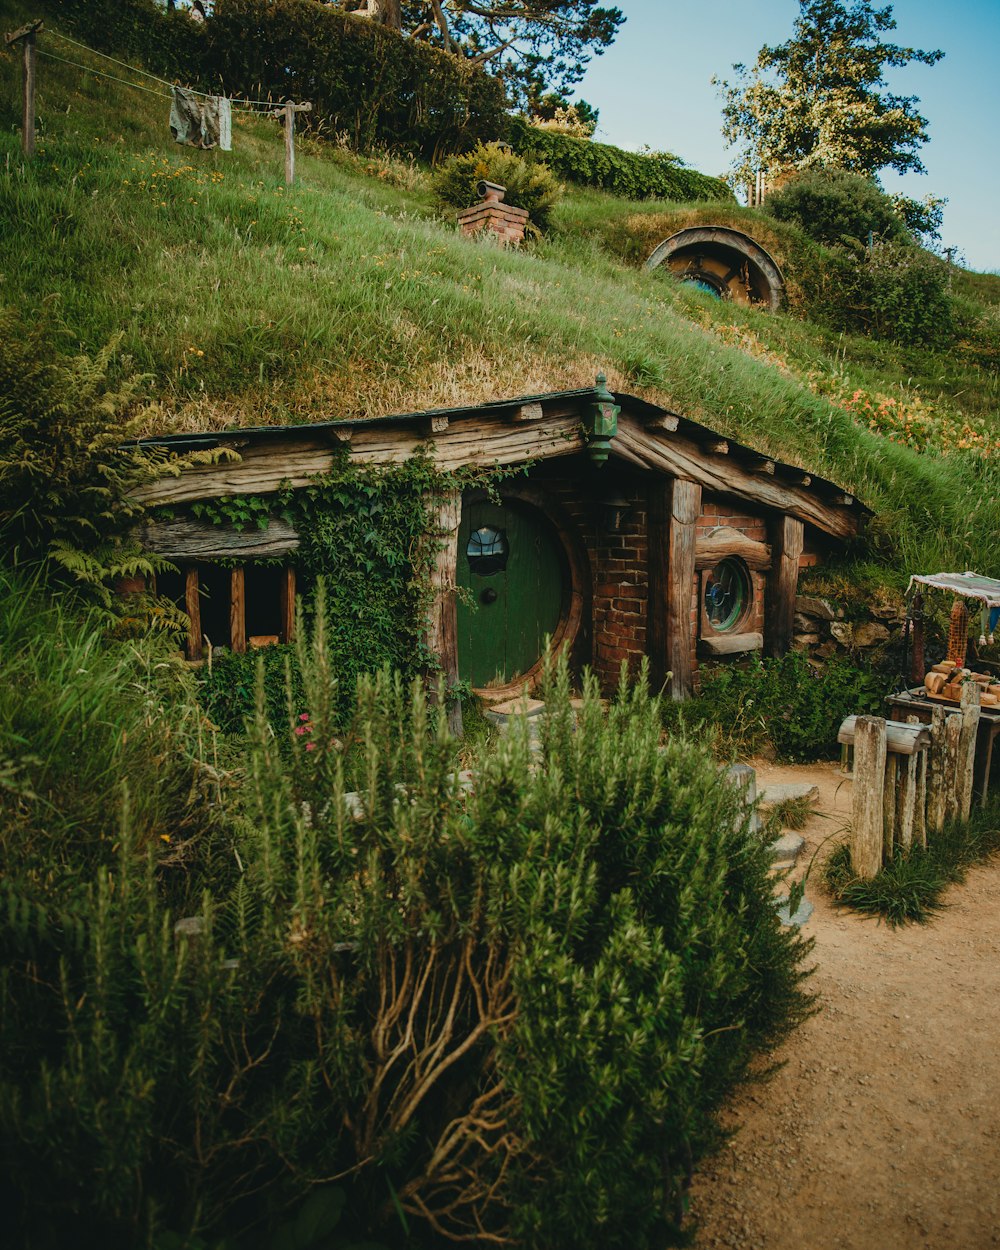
[[665, 478, 701, 700], [957, 681, 981, 823], [280, 566, 296, 643], [943, 712, 963, 826], [896, 749, 919, 851], [907, 715, 927, 849], [184, 566, 202, 662], [926, 707, 948, 835], [852, 715, 887, 879], [647, 480, 669, 694], [269, 100, 312, 186], [230, 566, 246, 653], [764, 515, 804, 658], [5, 20, 42, 159], [426, 490, 463, 735], [882, 753, 897, 860]]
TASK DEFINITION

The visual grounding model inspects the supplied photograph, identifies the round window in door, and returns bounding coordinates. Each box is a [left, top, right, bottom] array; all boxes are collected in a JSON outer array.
[[456, 499, 567, 689]]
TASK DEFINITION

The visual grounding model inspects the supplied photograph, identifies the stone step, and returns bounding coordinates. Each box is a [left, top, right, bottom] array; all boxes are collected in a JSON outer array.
[[774, 894, 815, 927], [769, 831, 805, 869], [759, 781, 820, 806]]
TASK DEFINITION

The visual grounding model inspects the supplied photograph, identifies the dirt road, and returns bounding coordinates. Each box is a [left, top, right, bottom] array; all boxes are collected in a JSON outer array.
[[689, 761, 1000, 1250]]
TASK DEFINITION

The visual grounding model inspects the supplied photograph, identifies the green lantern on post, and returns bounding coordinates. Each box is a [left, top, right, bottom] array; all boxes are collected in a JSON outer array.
[[586, 373, 620, 468]]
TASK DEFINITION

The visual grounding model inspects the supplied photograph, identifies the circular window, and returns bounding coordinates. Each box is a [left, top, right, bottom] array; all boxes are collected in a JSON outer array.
[[466, 525, 508, 576], [704, 558, 752, 632], [682, 272, 725, 299]]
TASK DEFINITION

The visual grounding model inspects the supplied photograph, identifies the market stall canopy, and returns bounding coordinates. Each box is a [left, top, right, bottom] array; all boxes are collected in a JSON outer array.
[[907, 572, 1000, 608]]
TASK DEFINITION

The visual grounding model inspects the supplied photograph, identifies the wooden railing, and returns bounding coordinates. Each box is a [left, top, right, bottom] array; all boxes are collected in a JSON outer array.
[[841, 684, 981, 878]]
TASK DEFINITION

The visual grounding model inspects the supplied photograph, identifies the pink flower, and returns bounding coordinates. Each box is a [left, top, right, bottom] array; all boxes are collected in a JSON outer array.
[[294, 725, 307, 736], [305, 741, 316, 751], [299, 712, 310, 722]]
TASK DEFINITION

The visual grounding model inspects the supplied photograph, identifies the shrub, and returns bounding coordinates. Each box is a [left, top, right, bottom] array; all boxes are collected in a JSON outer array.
[[507, 116, 734, 203], [1, 612, 812, 1248], [764, 168, 911, 249], [670, 650, 890, 762], [432, 140, 562, 230]]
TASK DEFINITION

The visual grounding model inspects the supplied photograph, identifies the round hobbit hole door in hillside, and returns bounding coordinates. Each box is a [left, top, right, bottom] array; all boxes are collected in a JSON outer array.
[[704, 558, 752, 632], [457, 500, 566, 689]]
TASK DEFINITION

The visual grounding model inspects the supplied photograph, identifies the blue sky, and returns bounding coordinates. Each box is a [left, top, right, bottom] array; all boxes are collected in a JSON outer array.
[[574, 0, 1000, 272]]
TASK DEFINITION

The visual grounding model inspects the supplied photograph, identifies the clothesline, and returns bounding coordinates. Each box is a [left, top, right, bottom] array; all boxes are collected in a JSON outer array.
[[44, 27, 284, 112]]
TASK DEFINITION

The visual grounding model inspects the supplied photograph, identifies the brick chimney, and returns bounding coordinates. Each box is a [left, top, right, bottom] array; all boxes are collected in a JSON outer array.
[[457, 180, 529, 245]]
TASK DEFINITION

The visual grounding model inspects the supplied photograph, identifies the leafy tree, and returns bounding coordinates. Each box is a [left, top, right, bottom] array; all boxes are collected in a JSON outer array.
[[342, 0, 625, 102], [715, 0, 943, 187]]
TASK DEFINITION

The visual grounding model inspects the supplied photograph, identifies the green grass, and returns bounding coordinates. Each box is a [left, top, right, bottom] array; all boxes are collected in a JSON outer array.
[[2, 6, 1000, 577], [823, 802, 1000, 925]]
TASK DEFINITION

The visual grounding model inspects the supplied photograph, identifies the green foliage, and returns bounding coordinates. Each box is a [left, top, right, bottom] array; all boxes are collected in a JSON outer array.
[[766, 794, 815, 831], [1, 604, 812, 1248], [54, 0, 509, 159], [716, 0, 944, 184], [509, 116, 734, 202], [197, 643, 305, 738], [668, 651, 889, 762], [764, 168, 910, 249], [432, 140, 562, 229], [824, 800, 1000, 924], [0, 306, 223, 612]]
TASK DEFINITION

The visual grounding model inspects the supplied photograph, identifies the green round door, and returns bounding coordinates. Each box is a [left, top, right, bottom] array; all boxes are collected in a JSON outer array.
[[456, 500, 565, 688]]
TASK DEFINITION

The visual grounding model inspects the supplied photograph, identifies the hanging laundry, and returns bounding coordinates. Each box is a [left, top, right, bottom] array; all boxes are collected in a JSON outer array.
[[170, 87, 232, 151]]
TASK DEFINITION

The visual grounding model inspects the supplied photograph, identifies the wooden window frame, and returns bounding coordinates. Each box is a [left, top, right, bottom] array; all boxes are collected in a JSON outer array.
[[181, 563, 296, 662]]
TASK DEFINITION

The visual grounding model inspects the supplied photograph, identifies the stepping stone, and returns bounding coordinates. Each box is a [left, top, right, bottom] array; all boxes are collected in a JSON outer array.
[[774, 894, 815, 927], [760, 781, 820, 806], [769, 831, 805, 868], [726, 762, 762, 834], [485, 697, 546, 723]]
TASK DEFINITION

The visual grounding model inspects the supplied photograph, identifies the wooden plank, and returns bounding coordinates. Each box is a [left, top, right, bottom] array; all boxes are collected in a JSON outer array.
[[837, 716, 930, 755], [764, 515, 804, 658], [695, 527, 771, 571], [883, 753, 897, 859], [425, 490, 463, 735], [647, 478, 670, 695], [943, 712, 963, 825], [926, 706, 948, 835], [645, 413, 680, 432], [230, 567, 246, 654], [184, 566, 202, 662], [703, 439, 729, 454], [423, 415, 449, 436], [512, 402, 543, 422], [139, 516, 299, 560], [615, 415, 858, 539], [280, 566, 296, 643], [896, 748, 918, 850], [907, 714, 928, 849], [957, 681, 981, 822], [852, 716, 887, 879], [666, 478, 701, 701], [698, 630, 762, 656]]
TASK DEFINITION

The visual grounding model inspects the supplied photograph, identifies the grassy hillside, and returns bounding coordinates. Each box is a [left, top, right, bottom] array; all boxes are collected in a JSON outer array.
[[2, 13, 999, 579]]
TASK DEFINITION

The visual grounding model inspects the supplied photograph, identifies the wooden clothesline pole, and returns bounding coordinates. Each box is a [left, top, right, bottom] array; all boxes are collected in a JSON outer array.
[[268, 99, 311, 186], [5, 19, 43, 159]]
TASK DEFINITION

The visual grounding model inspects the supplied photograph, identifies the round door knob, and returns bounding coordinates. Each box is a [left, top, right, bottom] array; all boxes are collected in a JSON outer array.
[[481, 587, 498, 605]]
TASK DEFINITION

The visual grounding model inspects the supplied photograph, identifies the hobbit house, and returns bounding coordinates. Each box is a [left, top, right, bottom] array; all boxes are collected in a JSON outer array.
[[131, 378, 868, 708]]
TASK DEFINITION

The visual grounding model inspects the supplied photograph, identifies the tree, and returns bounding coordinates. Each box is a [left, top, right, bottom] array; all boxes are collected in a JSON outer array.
[[342, 1, 624, 103], [715, 1, 943, 188]]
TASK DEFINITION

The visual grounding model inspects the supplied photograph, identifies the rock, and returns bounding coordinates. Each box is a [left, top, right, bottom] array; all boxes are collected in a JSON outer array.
[[769, 832, 805, 866], [774, 894, 815, 927], [853, 621, 891, 648], [485, 696, 546, 722], [174, 916, 206, 938], [726, 762, 761, 833], [816, 641, 839, 659], [830, 621, 853, 645], [794, 612, 822, 632], [793, 633, 820, 650], [795, 595, 837, 621], [761, 781, 820, 805]]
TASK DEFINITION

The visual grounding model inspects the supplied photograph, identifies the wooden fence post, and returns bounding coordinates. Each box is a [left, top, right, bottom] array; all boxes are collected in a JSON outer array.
[[943, 712, 963, 826], [957, 682, 981, 823], [4, 19, 42, 159], [927, 706, 947, 835], [269, 100, 312, 186], [852, 715, 887, 879], [907, 715, 927, 849], [882, 753, 898, 859], [426, 489, 463, 736]]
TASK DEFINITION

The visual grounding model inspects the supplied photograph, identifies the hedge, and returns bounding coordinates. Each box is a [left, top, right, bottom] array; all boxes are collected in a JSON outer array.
[[508, 116, 734, 203], [50, 0, 509, 158]]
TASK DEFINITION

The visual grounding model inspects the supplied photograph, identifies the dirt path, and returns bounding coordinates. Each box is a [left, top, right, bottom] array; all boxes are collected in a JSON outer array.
[[689, 760, 1000, 1250]]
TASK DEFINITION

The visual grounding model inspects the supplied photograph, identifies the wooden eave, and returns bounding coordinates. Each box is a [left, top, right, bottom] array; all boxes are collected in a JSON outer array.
[[131, 386, 870, 540]]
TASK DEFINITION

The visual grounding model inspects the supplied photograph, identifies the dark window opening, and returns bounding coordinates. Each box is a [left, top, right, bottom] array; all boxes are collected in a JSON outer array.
[[704, 558, 752, 633], [155, 568, 184, 608], [245, 565, 284, 645], [199, 565, 231, 650]]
